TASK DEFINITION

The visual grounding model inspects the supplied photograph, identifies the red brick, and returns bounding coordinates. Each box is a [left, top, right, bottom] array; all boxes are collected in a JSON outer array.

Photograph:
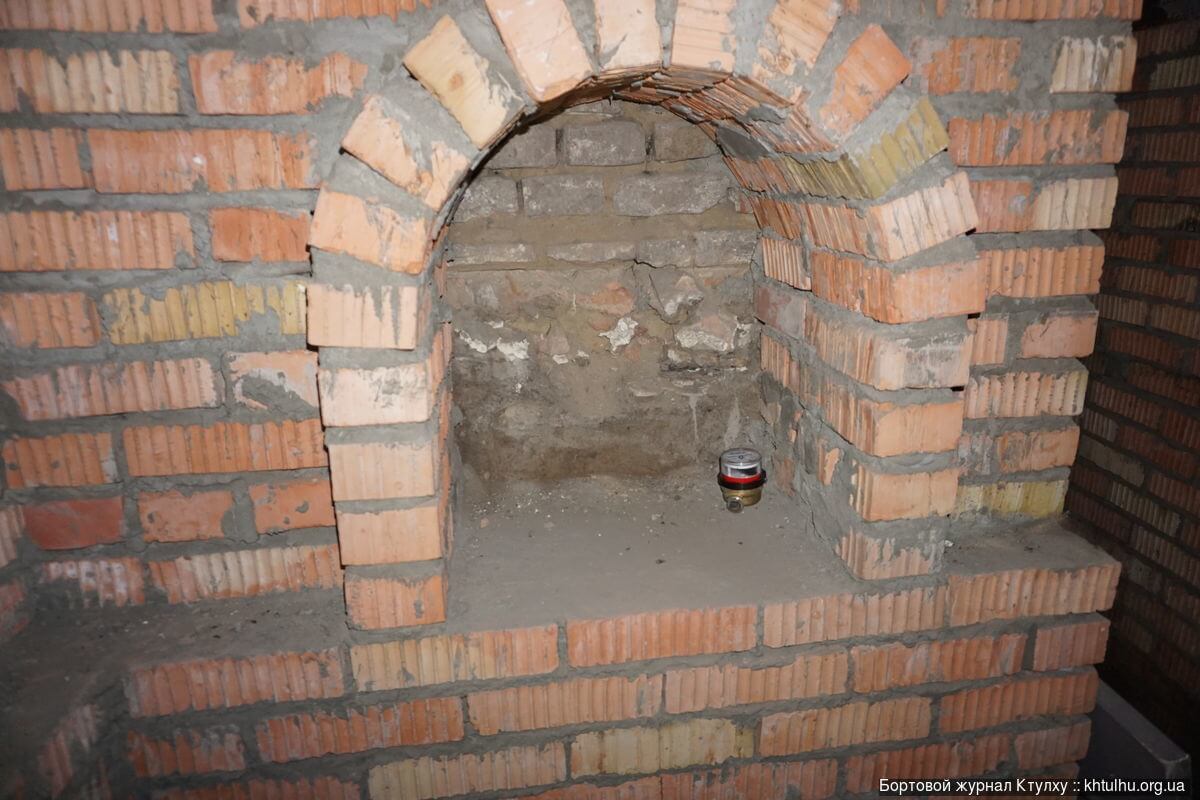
[[0, 128, 89, 190], [1015, 721, 1092, 771], [255, 696, 463, 762], [3, 432, 116, 488], [670, 0, 737, 73], [661, 761, 838, 800], [963, 367, 1088, 418], [982, 244, 1104, 298], [237, 0, 429, 25], [370, 743, 566, 798], [0, 48, 179, 113], [126, 648, 345, 717], [810, 253, 983, 323], [40, 557, 145, 608], [306, 283, 427, 350], [249, 478, 334, 533], [210, 208, 309, 262], [760, 697, 932, 755], [994, 427, 1081, 472], [567, 606, 756, 667], [191, 51, 366, 114], [338, 502, 445, 565], [139, 489, 232, 542], [350, 625, 559, 691], [0, 578, 27, 641], [851, 634, 1026, 692], [1033, 618, 1110, 671], [469, 675, 662, 735], [844, 733, 1011, 793], [0, 1, 218, 32], [1050, 36, 1136, 93], [0, 210, 193, 272], [940, 670, 1099, 732], [153, 777, 361, 800], [664, 652, 848, 713], [345, 567, 447, 629], [87, 129, 315, 193], [0, 506, 19, 569], [852, 466, 959, 521], [2, 357, 219, 421], [327, 438, 438, 502], [764, 586, 947, 647], [148, 543, 342, 603], [820, 25, 909, 137], [36, 704, 101, 797], [319, 327, 449, 427], [127, 727, 245, 777], [309, 190, 430, 273], [0, 291, 100, 348], [594, 0, 661, 72], [949, 564, 1119, 625], [519, 777, 662, 800], [24, 494, 121, 551], [486, 0, 591, 102], [949, 110, 1127, 166], [226, 350, 318, 411], [966, 0, 1141, 18], [913, 37, 1021, 95], [969, 316, 1008, 365], [124, 419, 327, 476]]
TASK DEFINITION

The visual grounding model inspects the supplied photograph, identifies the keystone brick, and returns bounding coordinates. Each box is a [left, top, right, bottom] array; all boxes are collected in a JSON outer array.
[[104, 281, 305, 344], [24, 497, 124, 550], [127, 727, 245, 777], [939, 670, 1099, 732], [139, 489, 232, 542], [125, 648, 345, 717], [760, 697, 933, 755], [369, 744, 566, 800], [191, 51, 367, 114], [566, 606, 756, 666], [40, 557, 145, 608], [572, 719, 752, 776], [345, 568, 447, 629], [3, 432, 116, 488], [0, 210, 193, 272], [310, 191, 430, 274], [0, 291, 100, 349], [403, 16, 523, 149], [664, 652, 849, 713], [594, 0, 661, 72], [249, 478, 334, 533], [851, 635, 1026, 692], [148, 543, 342, 603], [469, 674, 663, 735], [123, 419, 327, 476], [255, 697, 464, 762], [0, 128, 89, 190], [671, 0, 737, 72], [0, 49, 178, 113], [87, 129, 315, 193], [210, 208, 310, 262], [819, 25, 910, 138], [486, 0, 592, 102]]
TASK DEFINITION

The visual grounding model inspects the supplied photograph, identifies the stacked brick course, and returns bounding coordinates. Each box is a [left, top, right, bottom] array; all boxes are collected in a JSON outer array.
[[0, 0, 1145, 794], [1066, 17, 1200, 756]]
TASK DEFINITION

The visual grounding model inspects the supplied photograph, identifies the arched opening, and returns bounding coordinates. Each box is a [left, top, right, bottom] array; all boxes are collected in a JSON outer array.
[[307, 3, 981, 632]]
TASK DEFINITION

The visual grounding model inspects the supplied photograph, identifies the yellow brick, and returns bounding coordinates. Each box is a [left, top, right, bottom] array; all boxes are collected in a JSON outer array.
[[104, 281, 305, 344], [571, 718, 753, 776], [955, 480, 1068, 517]]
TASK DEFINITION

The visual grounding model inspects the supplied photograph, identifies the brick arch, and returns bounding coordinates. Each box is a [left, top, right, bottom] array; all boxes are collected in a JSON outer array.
[[306, 0, 982, 631]]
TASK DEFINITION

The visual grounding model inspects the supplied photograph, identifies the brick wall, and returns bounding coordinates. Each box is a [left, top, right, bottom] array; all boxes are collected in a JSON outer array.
[[444, 100, 759, 481], [0, 0, 1145, 795], [1066, 18, 1200, 757]]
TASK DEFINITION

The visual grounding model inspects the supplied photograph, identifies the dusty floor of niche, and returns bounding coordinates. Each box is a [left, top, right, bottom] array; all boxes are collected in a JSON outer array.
[[447, 465, 854, 630]]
